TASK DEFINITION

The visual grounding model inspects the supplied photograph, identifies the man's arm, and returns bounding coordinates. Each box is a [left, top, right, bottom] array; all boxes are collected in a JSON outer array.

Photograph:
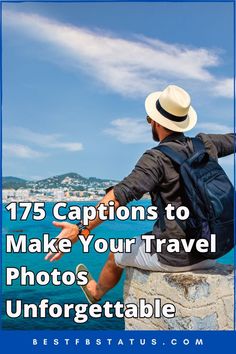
[[200, 133, 235, 158], [45, 149, 163, 261], [113, 149, 164, 205], [45, 189, 120, 262]]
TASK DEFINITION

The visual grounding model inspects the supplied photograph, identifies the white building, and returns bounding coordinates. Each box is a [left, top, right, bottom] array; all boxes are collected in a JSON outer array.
[[53, 189, 65, 199], [15, 189, 30, 199], [2, 189, 15, 201]]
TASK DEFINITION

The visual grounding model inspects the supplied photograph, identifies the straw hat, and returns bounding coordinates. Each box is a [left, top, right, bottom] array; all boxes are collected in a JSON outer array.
[[145, 85, 197, 132]]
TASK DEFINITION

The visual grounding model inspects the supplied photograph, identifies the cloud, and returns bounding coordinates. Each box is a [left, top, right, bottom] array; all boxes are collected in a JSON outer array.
[[8, 126, 83, 152], [104, 118, 150, 144], [194, 122, 233, 134], [57, 142, 83, 151], [2, 143, 47, 159], [211, 78, 234, 98], [3, 10, 233, 98], [105, 118, 234, 144]]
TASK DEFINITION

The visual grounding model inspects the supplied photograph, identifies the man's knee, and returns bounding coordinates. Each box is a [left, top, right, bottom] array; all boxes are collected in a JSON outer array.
[[108, 252, 124, 270], [106, 252, 116, 268], [108, 252, 115, 261]]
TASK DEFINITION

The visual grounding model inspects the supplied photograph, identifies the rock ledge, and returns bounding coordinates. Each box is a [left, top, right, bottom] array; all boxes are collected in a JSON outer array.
[[124, 263, 234, 330]]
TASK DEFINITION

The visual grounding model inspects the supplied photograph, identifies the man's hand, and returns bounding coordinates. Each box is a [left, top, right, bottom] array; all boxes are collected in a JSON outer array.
[[45, 221, 79, 262], [44, 189, 120, 262]]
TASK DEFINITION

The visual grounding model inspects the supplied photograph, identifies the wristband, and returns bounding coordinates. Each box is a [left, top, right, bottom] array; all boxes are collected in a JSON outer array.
[[76, 221, 90, 237]]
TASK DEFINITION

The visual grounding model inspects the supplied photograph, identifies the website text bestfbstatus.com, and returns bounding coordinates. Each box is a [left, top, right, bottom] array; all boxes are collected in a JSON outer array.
[[5, 202, 216, 324]]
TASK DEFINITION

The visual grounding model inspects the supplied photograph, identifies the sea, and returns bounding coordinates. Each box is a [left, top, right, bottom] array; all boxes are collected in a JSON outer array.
[[2, 200, 234, 330]]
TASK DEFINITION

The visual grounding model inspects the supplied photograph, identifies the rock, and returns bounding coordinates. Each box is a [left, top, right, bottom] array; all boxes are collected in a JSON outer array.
[[124, 263, 234, 330]]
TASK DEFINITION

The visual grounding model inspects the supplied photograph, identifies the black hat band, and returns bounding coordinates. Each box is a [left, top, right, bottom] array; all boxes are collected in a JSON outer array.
[[156, 100, 188, 122]]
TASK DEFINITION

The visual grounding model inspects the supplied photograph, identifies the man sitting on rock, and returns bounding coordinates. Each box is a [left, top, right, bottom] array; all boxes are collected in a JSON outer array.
[[45, 85, 234, 304]]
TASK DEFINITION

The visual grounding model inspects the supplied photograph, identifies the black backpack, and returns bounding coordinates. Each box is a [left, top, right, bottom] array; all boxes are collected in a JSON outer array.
[[155, 137, 234, 259]]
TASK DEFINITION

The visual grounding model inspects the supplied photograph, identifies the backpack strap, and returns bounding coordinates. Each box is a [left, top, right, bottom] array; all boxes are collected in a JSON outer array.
[[191, 137, 205, 153], [153, 144, 186, 165], [154, 137, 205, 163]]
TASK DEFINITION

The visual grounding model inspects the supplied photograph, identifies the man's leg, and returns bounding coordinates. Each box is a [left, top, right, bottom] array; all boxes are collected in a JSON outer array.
[[86, 252, 123, 301]]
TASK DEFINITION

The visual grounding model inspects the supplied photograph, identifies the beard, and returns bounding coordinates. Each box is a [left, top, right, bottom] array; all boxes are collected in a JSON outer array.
[[152, 125, 160, 142]]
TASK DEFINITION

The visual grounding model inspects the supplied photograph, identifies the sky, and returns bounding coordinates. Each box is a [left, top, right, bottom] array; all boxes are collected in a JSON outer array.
[[2, 1, 234, 181]]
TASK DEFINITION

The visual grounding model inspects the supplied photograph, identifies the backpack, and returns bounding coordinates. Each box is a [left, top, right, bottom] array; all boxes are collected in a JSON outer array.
[[155, 137, 234, 259]]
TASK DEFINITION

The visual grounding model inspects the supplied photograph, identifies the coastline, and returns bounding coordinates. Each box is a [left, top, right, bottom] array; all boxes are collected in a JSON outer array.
[[2, 195, 151, 204]]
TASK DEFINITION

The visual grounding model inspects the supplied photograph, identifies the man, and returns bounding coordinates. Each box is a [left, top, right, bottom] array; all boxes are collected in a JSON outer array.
[[45, 85, 234, 303]]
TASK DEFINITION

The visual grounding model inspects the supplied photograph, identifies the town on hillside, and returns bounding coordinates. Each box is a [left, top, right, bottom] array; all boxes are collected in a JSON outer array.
[[2, 173, 118, 202]]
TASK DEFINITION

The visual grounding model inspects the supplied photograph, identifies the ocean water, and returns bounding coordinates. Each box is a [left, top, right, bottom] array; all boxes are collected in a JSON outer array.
[[2, 201, 234, 330]]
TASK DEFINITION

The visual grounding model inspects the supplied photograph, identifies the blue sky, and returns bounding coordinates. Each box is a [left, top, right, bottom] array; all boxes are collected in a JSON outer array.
[[2, 1, 234, 181]]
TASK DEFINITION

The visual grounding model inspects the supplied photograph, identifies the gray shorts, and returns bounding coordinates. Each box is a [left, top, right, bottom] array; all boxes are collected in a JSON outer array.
[[114, 235, 216, 272]]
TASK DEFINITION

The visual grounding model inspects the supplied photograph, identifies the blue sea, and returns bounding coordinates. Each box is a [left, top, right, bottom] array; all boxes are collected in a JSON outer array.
[[2, 201, 234, 330]]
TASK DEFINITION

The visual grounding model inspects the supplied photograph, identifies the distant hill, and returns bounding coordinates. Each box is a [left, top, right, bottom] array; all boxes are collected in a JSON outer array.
[[2, 176, 27, 190], [2, 173, 118, 191]]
